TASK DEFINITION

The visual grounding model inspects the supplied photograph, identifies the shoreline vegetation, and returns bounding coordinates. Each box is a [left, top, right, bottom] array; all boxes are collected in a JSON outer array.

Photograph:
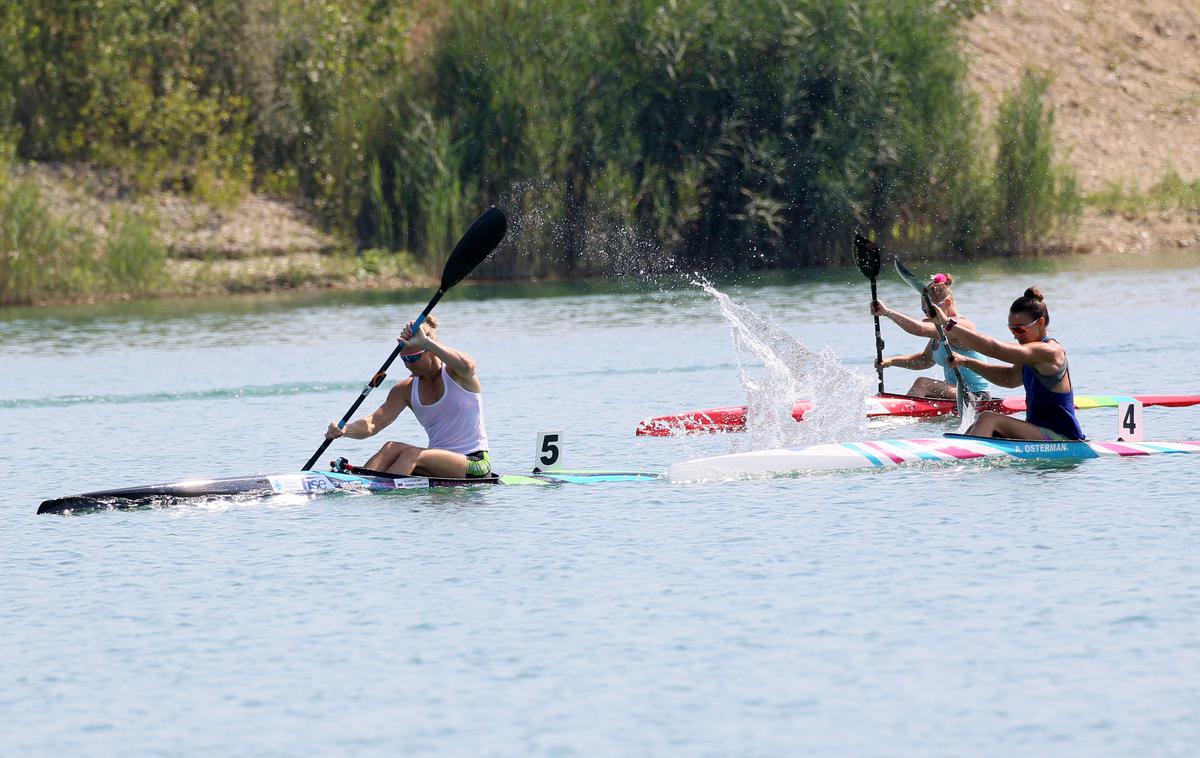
[[2, 0, 1197, 307]]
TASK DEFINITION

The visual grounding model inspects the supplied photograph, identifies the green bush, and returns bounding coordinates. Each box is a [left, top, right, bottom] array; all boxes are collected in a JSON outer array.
[[1, 0, 1085, 292], [0, 174, 166, 304], [1087, 170, 1200, 216], [992, 70, 1080, 255], [366, 0, 999, 270], [0, 176, 95, 303], [104, 210, 167, 292]]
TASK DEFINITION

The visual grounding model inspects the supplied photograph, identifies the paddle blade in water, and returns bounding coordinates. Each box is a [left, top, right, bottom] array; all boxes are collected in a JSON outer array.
[[853, 234, 881, 280], [441, 207, 507, 290]]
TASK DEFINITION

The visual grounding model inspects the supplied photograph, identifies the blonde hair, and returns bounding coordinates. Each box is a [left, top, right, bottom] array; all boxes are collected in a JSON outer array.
[[924, 272, 955, 303]]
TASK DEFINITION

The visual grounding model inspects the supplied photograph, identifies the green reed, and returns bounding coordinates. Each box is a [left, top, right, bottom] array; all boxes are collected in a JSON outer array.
[[2, 0, 1085, 291], [1088, 169, 1200, 216], [0, 174, 166, 304]]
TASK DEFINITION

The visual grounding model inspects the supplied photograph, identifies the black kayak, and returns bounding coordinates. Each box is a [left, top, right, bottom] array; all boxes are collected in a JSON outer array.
[[38, 468, 661, 514]]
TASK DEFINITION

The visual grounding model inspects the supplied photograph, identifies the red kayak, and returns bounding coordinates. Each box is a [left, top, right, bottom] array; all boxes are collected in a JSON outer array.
[[635, 394, 1200, 436]]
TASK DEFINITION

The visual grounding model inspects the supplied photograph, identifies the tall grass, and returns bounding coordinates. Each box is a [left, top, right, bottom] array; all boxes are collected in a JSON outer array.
[[363, 0, 1003, 271], [992, 71, 1080, 255], [1087, 169, 1200, 216], [0, 174, 166, 305], [1, 0, 1086, 296]]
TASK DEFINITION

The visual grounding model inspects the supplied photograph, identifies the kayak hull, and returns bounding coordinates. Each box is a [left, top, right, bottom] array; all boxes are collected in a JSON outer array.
[[38, 469, 661, 514], [637, 394, 1200, 436], [667, 435, 1200, 483]]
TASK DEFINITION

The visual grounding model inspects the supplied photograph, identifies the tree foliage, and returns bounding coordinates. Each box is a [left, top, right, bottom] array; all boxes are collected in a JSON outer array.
[[0, 0, 1077, 282]]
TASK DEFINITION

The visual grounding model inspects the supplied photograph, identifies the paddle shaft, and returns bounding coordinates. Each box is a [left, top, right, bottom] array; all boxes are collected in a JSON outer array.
[[301, 292, 443, 471], [923, 291, 975, 415], [892, 256, 977, 413], [870, 278, 885, 393], [301, 207, 506, 470]]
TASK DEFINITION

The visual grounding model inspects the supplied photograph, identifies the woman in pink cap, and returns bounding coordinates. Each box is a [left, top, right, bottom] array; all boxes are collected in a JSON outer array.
[[870, 272, 992, 399]]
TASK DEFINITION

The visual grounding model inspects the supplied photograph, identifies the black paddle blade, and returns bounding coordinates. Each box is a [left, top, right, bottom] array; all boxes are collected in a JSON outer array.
[[893, 257, 927, 295], [853, 234, 881, 280], [441, 207, 507, 290]]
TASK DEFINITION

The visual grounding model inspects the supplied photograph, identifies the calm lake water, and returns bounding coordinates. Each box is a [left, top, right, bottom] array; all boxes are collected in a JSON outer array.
[[2, 251, 1198, 755]]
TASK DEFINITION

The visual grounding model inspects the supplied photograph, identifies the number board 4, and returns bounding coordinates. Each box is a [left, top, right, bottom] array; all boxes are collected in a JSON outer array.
[[1117, 399, 1144, 442], [535, 431, 564, 470]]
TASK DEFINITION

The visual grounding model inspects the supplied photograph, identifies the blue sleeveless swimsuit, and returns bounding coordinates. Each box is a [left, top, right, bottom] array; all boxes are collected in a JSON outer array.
[[1022, 338, 1085, 440], [931, 340, 990, 395]]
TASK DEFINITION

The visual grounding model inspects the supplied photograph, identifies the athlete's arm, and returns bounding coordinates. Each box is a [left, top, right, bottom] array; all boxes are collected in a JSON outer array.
[[880, 344, 934, 371], [325, 380, 410, 440], [931, 305, 1061, 369], [872, 300, 936, 339], [951, 355, 1022, 387], [421, 337, 480, 389], [402, 322, 481, 391]]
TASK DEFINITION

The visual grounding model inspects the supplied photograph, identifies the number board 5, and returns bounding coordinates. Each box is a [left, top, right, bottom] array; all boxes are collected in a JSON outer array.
[[535, 431, 564, 471]]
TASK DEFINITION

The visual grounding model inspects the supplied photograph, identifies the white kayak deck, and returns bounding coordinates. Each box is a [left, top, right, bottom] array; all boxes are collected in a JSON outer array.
[[667, 435, 1200, 483]]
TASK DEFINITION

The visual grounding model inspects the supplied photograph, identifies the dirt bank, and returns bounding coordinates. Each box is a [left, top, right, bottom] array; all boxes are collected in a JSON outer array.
[[961, 0, 1200, 254], [14, 163, 430, 301]]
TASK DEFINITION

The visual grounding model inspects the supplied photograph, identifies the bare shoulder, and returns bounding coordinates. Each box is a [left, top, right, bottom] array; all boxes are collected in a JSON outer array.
[[1030, 338, 1067, 370], [387, 377, 414, 407], [1035, 338, 1067, 358]]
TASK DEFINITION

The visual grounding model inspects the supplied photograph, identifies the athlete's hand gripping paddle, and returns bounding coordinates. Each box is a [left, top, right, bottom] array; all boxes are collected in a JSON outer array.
[[853, 234, 886, 394], [303, 207, 508, 470]]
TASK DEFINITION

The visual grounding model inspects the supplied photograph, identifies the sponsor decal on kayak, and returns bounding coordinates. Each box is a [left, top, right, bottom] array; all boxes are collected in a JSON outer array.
[[1014, 442, 1069, 454]]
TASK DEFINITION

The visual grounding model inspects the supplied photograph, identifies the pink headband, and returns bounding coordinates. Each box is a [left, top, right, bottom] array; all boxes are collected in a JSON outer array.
[[930, 273, 948, 284]]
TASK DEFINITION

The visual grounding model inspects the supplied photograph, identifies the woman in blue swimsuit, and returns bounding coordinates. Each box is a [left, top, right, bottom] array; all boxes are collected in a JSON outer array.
[[931, 286, 1085, 441]]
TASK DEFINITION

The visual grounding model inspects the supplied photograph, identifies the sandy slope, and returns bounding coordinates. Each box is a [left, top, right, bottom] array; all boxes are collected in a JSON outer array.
[[962, 0, 1200, 254], [964, 0, 1199, 192]]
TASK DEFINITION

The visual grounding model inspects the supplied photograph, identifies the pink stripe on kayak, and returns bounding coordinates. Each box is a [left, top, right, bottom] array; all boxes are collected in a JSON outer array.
[[1093, 441, 1149, 456], [932, 443, 987, 460], [861, 441, 906, 464]]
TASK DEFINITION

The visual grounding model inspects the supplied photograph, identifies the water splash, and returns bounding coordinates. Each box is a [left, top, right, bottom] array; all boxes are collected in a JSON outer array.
[[697, 279, 869, 450], [958, 395, 979, 433]]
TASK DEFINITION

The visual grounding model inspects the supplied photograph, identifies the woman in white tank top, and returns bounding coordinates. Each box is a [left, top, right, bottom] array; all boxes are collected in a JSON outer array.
[[322, 315, 492, 478]]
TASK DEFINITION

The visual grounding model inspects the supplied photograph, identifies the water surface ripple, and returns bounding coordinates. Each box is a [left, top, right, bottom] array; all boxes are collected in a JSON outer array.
[[3, 255, 1198, 755]]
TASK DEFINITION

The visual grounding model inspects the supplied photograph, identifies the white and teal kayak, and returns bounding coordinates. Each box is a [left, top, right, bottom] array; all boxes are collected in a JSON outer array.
[[667, 434, 1200, 483], [39, 468, 661, 514]]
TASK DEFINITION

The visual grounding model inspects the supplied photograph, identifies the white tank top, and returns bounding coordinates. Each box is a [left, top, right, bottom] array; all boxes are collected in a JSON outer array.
[[409, 365, 489, 454]]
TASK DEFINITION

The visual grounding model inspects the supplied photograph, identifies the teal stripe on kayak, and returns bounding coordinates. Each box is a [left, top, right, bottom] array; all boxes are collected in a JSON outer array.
[[1137, 442, 1195, 454], [887, 439, 943, 462], [536, 472, 660, 484], [942, 434, 1102, 460], [843, 443, 884, 467]]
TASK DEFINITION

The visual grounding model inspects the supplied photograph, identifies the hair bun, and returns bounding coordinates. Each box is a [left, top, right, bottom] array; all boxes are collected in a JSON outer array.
[[1024, 286, 1044, 301]]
